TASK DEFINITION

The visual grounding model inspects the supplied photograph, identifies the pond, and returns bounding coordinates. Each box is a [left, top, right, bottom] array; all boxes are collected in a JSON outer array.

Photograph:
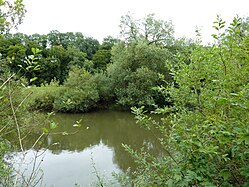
[[8, 111, 163, 187]]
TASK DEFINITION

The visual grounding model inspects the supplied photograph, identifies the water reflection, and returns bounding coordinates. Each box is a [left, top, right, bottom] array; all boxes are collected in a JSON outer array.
[[10, 111, 163, 186], [10, 143, 120, 187]]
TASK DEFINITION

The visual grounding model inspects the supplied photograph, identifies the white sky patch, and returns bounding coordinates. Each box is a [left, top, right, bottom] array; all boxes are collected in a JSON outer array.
[[16, 0, 249, 43]]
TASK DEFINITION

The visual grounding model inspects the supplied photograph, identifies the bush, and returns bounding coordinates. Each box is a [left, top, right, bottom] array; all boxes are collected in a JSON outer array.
[[92, 72, 114, 104], [25, 83, 62, 111], [127, 16, 249, 187], [107, 41, 173, 108], [53, 66, 99, 112]]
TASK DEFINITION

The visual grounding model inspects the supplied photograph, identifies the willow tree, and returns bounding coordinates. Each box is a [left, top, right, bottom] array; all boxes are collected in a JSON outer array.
[[120, 13, 174, 46]]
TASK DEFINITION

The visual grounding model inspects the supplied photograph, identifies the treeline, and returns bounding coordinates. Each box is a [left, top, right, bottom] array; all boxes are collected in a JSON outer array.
[[1, 14, 194, 112], [0, 31, 118, 85]]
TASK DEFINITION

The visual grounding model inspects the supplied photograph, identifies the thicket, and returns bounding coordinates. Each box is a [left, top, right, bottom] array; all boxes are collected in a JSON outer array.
[[1, 2, 249, 185], [7, 14, 188, 112], [125, 16, 249, 186]]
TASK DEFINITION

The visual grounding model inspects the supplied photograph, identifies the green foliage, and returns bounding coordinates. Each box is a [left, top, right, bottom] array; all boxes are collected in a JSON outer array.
[[26, 71, 114, 112], [101, 36, 120, 50], [0, 31, 102, 85], [0, 0, 26, 184], [53, 66, 99, 112], [47, 45, 70, 84], [67, 46, 87, 68], [92, 73, 113, 103], [0, 0, 26, 34], [47, 31, 100, 59], [92, 49, 111, 71], [0, 139, 12, 186], [127, 16, 249, 186], [108, 41, 173, 108], [25, 83, 61, 111]]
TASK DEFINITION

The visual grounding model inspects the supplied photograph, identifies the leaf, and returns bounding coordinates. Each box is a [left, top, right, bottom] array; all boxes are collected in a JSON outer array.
[[47, 111, 55, 117], [240, 166, 249, 177], [166, 179, 174, 187], [242, 133, 249, 145], [173, 174, 182, 181], [30, 77, 37, 82], [201, 181, 216, 187], [33, 65, 40, 70], [73, 124, 81, 127], [50, 122, 57, 130], [31, 47, 42, 55], [213, 26, 219, 30], [220, 169, 231, 180], [42, 127, 49, 133], [211, 34, 218, 40], [217, 97, 228, 104]]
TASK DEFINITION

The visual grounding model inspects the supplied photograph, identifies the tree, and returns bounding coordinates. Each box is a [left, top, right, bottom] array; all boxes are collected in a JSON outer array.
[[47, 45, 70, 84], [29, 33, 48, 48], [101, 36, 120, 50], [92, 49, 111, 71], [127, 16, 249, 187], [67, 46, 87, 67], [76, 36, 100, 59], [120, 13, 174, 46], [107, 41, 173, 108], [0, 0, 26, 34]]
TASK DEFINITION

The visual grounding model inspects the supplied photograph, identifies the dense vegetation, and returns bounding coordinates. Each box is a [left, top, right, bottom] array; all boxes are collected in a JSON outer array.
[[0, 0, 248, 186], [1, 13, 188, 112], [125, 16, 249, 186], [0, 1, 54, 186]]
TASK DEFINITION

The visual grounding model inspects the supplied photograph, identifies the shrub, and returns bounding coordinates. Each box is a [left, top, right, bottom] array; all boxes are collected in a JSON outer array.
[[107, 41, 173, 108], [53, 66, 99, 112], [127, 16, 249, 187], [25, 84, 62, 111]]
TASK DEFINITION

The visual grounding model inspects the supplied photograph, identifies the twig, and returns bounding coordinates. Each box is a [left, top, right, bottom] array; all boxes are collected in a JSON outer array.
[[15, 91, 33, 113], [0, 73, 16, 89], [91, 152, 104, 187], [8, 81, 24, 152], [31, 132, 45, 150]]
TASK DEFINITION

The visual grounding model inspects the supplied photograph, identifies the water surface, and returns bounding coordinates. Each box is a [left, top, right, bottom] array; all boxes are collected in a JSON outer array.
[[9, 111, 162, 187]]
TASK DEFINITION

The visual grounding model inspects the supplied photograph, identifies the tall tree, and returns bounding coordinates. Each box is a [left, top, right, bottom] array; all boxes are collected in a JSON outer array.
[[107, 41, 173, 108], [120, 13, 174, 46], [101, 36, 120, 50]]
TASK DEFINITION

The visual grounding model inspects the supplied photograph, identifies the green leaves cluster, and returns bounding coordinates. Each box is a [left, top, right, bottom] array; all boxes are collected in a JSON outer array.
[[107, 41, 173, 108], [53, 66, 99, 112], [128, 16, 249, 186], [0, 0, 26, 34], [0, 31, 115, 85]]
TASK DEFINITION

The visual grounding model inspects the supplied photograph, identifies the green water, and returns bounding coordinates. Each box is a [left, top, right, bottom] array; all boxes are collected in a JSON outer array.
[[9, 111, 163, 187]]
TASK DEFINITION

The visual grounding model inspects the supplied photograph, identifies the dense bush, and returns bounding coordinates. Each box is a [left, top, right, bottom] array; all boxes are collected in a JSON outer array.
[[92, 72, 114, 104], [26, 70, 115, 112], [107, 41, 173, 108], [53, 66, 99, 112], [126, 16, 249, 187], [25, 83, 62, 111]]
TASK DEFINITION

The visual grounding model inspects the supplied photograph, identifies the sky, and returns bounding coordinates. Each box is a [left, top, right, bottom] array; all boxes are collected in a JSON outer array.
[[16, 0, 249, 43]]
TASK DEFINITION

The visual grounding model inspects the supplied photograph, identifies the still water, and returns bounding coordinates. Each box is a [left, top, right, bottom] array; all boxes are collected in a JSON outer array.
[[9, 111, 162, 187]]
